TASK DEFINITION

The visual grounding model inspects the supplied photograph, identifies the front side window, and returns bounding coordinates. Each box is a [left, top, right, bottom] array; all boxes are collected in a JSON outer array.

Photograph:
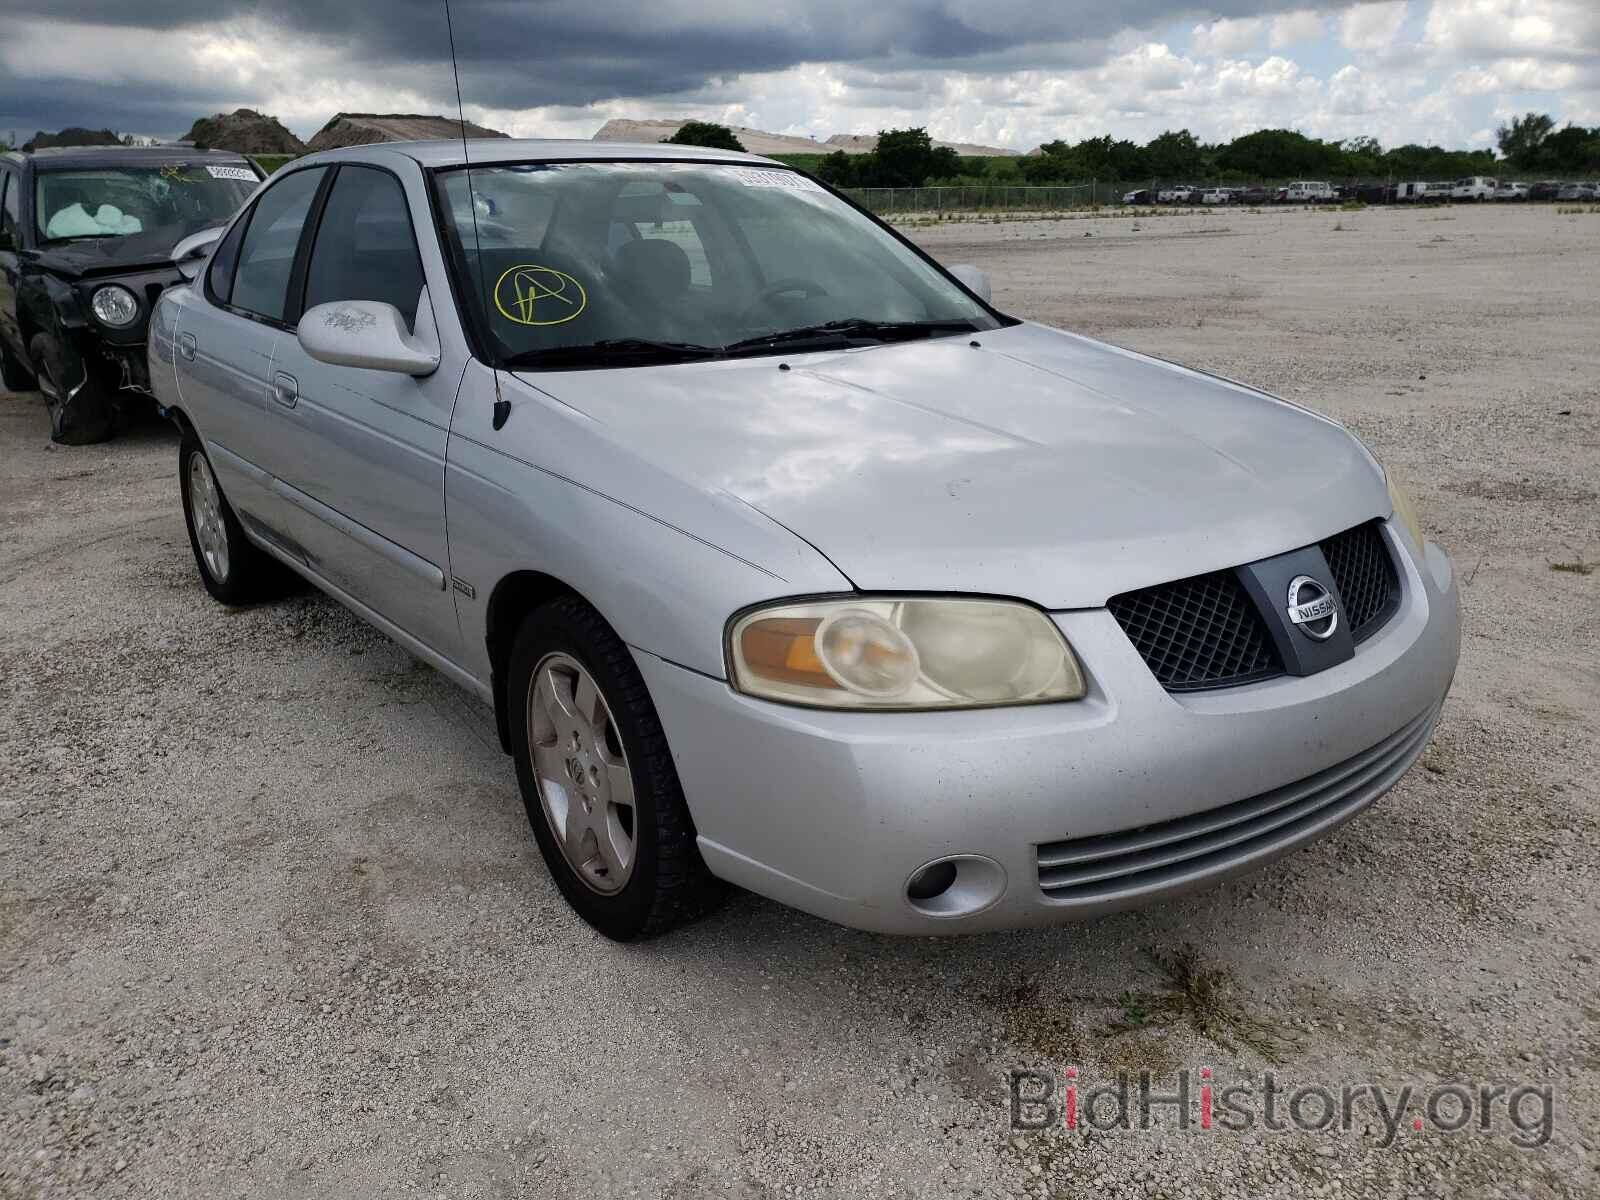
[[34, 163, 256, 245], [230, 167, 325, 324], [0, 171, 16, 240], [303, 166, 425, 330], [434, 162, 1001, 367]]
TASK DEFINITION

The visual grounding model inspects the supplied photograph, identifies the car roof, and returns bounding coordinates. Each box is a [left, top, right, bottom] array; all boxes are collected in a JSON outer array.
[[288, 138, 783, 171], [4, 145, 256, 171]]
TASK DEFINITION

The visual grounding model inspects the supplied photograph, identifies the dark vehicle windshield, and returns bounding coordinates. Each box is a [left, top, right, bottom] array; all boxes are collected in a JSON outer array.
[[36, 163, 258, 245], [433, 161, 1001, 366]]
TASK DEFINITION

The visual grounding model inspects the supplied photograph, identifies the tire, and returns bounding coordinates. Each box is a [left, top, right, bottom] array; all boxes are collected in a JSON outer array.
[[508, 596, 725, 940], [178, 431, 294, 606], [0, 339, 35, 392], [30, 332, 113, 445]]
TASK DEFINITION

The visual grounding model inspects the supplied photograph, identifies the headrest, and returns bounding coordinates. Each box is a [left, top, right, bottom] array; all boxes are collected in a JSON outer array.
[[611, 237, 691, 303]]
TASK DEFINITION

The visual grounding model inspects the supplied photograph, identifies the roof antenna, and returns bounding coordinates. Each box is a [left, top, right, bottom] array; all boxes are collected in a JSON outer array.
[[443, 0, 510, 430]]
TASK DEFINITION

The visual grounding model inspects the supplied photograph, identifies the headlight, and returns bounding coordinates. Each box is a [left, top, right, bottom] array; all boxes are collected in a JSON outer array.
[[90, 284, 139, 327], [729, 597, 1086, 710], [1387, 473, 1425, 551]]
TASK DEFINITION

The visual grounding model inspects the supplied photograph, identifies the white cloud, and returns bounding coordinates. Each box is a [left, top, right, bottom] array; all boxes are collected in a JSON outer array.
[[1269, 9, 1327, 46], [1191, 17, 1266, 57], [1339, 2, 1409, 52]]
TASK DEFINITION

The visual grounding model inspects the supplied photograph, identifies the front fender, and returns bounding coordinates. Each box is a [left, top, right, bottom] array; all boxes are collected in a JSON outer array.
[[445, 362, 851, 683]]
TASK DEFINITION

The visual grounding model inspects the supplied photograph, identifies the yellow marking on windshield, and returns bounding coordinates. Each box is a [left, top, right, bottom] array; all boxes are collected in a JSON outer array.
[[492, 264, 587, 326]]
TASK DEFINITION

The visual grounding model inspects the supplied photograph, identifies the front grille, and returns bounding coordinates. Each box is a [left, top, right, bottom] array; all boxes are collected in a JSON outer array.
[[1035, 705, 1439, 903], [1109, 520, 1404, 691], [1320, 521, 1400, 643], [1107, 570, 1282, 691]]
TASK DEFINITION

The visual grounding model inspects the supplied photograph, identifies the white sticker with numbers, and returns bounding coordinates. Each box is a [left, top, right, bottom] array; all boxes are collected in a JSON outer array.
[[727, 168, 823, 192], [206, 164, 257, 181]]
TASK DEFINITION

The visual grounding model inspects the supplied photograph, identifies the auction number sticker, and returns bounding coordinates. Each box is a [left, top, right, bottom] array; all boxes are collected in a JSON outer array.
[[206, 164, 258, 181], [727, 168, 823, 192], [493, 264, 587, 327]]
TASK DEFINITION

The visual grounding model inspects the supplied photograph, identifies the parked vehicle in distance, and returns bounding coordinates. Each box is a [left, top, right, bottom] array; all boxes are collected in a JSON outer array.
[[1354, 183, 1394, 204], [1556, 182, 1598, 201], [1121, 188, 1153, 205], [1450, 176, 1497, 201], [149, 140, 1459, 939], [1199, 187, 1230, 205], [1494, 181, 1529, 201], [1157, 184, 1196, 203], [1237, 185, 1272, 205], [1282, 181, 1335, 203], [1528, 181, 1563, 201], [0, 145, 262, 442]]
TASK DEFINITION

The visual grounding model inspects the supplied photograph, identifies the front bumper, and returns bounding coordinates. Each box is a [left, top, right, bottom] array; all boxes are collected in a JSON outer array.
[[637, 521, 1460, 934]]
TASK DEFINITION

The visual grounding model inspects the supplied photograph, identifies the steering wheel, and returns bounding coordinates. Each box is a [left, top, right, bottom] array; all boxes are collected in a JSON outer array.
[[745, 276, 829, 316]]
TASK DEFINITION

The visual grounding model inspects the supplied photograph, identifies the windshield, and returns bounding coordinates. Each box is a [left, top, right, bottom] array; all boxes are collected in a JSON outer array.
[[433, 162, 1001, 365], [36, 163, 258, 244]]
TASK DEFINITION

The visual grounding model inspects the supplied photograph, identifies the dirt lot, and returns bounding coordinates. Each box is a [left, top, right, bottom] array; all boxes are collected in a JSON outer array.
[[2, 203, 1596, 1199]]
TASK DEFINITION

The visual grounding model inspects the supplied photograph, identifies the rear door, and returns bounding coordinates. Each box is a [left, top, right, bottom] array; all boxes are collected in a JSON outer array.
[[264, 162, 462, 658], [174, 165, 328, 553]]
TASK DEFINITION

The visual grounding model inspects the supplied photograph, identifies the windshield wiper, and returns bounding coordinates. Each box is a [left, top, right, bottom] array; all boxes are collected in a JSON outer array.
[[722, 317, 979, 355], [504, 338, 725, 368]]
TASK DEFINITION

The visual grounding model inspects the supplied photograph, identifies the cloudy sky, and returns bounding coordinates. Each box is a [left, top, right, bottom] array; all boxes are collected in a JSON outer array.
[[1, 1, 1595, 152]]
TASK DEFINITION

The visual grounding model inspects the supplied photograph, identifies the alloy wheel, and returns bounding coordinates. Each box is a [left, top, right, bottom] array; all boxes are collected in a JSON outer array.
[[527, 652, 637, 894], [188, 452, 230, 582]]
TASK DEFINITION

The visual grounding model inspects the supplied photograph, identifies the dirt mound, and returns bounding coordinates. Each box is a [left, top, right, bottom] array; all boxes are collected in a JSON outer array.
[[183, 109, 305, 155], [593, 118, 826, 156], [306, 113, 508, 152], [24, 128, 122, 151], [823, 132, 1018, 157], [591, 119, 1017, 157]]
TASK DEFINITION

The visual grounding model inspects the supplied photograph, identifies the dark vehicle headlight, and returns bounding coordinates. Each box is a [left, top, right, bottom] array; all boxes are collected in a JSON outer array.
[[90, 285, 140, 328]]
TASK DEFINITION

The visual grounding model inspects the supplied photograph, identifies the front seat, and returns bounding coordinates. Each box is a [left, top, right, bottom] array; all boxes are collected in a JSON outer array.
[[610, 238, 692, 328]]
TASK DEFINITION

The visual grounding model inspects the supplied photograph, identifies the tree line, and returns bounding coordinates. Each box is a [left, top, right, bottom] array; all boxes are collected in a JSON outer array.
[[669, 118, 1600, 189]]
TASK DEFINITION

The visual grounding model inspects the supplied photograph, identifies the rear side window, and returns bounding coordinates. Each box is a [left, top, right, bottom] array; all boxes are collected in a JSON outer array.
[[303, 166, 424, 330], [230, 167, 325, 323]]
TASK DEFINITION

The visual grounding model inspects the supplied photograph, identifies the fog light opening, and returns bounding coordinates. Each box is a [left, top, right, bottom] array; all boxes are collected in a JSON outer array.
[[903, 854, 1007, 918], [906, 860, 958, 901]]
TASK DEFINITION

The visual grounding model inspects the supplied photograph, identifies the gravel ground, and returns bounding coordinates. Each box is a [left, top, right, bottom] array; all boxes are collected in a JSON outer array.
[[1, 202, 1596, 1199]]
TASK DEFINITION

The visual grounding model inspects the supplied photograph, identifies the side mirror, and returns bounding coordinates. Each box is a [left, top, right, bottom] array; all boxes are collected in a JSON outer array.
[[947, 263, 991, 303], [171, 227, 223, 281], [297, 288, 440, 377]]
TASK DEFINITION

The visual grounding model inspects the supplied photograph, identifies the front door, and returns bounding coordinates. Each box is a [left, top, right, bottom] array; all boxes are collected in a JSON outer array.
[[0, 168, 23, 364], [264, 163, 463, 660]]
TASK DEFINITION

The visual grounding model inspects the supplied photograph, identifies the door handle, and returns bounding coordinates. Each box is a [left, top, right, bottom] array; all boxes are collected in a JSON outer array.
[[272, 371, 298, 409], [178, 332, 197, 362]]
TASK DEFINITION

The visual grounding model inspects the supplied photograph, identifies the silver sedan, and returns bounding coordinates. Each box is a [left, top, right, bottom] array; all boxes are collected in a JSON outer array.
[[149, 141, 1459, 938]]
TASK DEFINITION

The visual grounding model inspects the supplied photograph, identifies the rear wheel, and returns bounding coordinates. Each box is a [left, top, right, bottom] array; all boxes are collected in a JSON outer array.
[[30, 332, 113, 445], [508, 596, 725, 940], [179, 432, 294, 605]]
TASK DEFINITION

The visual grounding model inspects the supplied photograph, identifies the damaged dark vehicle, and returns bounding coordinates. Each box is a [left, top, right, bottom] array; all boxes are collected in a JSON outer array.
[[0, 145, 262, 443]]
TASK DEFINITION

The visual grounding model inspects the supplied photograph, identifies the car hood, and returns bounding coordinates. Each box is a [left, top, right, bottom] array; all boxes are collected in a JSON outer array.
[[32, 229, 195, 277], [518, 322, 1389, 609]]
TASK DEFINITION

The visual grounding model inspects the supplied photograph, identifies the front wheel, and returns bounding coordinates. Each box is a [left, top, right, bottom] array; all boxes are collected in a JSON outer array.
[[30, 332, 113, 445], [508, 596, 724, 939]]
